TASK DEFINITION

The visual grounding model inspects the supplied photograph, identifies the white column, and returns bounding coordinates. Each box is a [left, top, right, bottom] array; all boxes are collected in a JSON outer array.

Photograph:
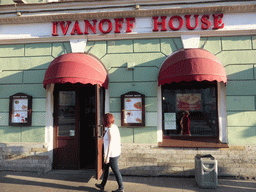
[[45, 83, 54, 162], [218, 82, 228, 143], [70, 39, 87, 53], [157, 85, 163, 142], [181, 35, 200, 48]]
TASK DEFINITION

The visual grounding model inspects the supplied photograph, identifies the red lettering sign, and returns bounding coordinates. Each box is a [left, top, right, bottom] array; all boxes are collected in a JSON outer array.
[[185, 15, 199, 30], [126, 18, 135, 33], [52, 17, 135, 36], [213, 13, 224, 29], [201, 14, 211, 30], [51, 14, 224, 36], [152, 14, 224, 32], [84, 20, 97, 34]]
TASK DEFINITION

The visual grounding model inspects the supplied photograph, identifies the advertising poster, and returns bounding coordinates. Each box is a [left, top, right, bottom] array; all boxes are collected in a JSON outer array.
[[177, 93, 201, 111], [124, 97, 142, 124]]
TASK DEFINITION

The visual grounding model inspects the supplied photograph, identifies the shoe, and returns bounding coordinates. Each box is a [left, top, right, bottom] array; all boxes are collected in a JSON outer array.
[[112, 189, 124, 192], [95, 183, 104, 191]]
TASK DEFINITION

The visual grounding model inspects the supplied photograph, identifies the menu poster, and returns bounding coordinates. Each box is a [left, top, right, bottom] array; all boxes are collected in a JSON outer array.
[[12, 99, 28, 123], [177, 93, 201, 111], [164, 113, 176, 130], [121, 91, 145, 127], [9, 93, 32, 126], [124, 98, 142, 124]]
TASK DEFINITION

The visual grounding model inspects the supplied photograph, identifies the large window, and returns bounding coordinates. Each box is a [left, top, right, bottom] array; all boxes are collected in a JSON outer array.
[[162, 81, 218, 138]]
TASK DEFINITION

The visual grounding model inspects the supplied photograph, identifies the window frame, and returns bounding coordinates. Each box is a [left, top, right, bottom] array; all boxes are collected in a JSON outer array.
[[162, 81, 219, 138], [158, 81, 228, 148]]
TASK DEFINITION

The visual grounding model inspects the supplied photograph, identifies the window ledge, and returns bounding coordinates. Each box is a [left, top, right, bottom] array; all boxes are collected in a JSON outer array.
[[159, 137, 229, 148]]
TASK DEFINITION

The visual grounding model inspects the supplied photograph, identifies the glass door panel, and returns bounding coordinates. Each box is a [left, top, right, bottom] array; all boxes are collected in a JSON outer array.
[[58, 91, 76, 137]]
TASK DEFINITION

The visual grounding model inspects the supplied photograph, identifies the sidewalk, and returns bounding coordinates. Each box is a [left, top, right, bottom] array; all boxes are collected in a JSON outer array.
[[0, 170, 255, 192]]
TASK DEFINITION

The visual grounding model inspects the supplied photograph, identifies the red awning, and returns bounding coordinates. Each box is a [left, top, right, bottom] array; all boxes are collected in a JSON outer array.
[[158, 48, 227, 86], [43, 53, 108, 89]]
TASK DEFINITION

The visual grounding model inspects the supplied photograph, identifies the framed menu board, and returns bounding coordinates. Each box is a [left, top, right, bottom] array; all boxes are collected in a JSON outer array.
[[9, 93, 32, 126], [121, 91, 145, 127]]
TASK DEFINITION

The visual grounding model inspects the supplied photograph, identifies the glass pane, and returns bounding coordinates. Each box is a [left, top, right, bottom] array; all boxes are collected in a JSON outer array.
[[58, 91, 76, 137], [162, 82, 218, 136]]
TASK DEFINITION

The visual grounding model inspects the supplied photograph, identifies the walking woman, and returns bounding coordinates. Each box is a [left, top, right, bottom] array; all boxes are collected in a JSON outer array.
[[95, 113, 124, 192]]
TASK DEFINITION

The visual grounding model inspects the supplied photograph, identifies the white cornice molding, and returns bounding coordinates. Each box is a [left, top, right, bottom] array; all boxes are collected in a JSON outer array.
[[1, 29, 256, 45], [0, 4, 256, 25]]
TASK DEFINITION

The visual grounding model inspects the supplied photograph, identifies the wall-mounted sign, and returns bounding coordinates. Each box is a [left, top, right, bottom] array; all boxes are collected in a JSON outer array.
[[51, 14, 224, 36], [9, 93, 32, 126], [121, 91, 145, 127], [177, 93, 201, 111]]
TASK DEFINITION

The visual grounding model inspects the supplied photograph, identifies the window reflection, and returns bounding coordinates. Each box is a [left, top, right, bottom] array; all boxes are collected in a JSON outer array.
[[162, 82, 218, 137]]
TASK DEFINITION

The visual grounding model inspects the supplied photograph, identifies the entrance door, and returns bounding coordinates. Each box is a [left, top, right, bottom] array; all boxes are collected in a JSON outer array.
[[95, 85, 104, 180], [53, 85, 79, 169], [53, 84, 104, 172]]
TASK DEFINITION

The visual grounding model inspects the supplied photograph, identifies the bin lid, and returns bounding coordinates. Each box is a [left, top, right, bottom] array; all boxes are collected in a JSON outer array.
[[196, 154, 215, 160]]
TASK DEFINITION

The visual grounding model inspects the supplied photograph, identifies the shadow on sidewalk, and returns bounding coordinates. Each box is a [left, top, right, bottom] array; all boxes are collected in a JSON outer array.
[[0, 170, 98, 191], [0, 170, 255, 192]]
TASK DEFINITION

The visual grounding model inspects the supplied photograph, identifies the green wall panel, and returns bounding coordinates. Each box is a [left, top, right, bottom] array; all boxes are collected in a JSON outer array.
[[146, 112, 158, 126], [253, 36, 256, 49], [226, 81, 256, 96], [21, 127, 45, 143], [0, 44, 24, 57], [0, 127, 21, 142], [32, 112, 46, 126], [109, 82, 157, 97], [33, 99, 46, 112], [119, 127, 134, 143], [227, 96, 255, 111], [228, 126, 256, 145], [173, 38, 183, 49], [109, 98, 121, 113], [160, 38, 179, 56], [217, 50, 256, 66], [0, 84, 46, 99], [109, 67, 133, 82], [222, 36, 252, 50], [0, 41, 70, 144], [227, 112, 256, 126], [226, 65, 254, 80], [0, 99, 9, 112], [25, 43, 52, 56], [85, 41, 106, 59], [134, 67, 158, 82], [0, 113, 9, 126], [200, 37, 222, 55], [0, 71, 23, 84], [134, 127, 158, 143], [145, 97, 157, 112], [107, 40, 133, 53], [23, 70, 46, 84], [52, 43, 68, 58], [134, 39, 160, 53], [102, 53, 165, 70], [0, 56, 53, 71], [63, 42, 72, 53]]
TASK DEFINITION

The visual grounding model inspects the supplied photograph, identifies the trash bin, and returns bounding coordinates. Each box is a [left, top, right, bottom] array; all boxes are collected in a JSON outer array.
[[195, 154, 218, 189]]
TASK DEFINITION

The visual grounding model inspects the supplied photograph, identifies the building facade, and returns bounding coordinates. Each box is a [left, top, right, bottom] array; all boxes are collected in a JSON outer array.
[[0, 0, 256, 179]]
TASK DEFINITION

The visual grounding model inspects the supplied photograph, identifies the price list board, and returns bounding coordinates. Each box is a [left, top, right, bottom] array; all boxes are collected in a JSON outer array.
[[121, 92, 145, 127], [9, 93, 32, 126]]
